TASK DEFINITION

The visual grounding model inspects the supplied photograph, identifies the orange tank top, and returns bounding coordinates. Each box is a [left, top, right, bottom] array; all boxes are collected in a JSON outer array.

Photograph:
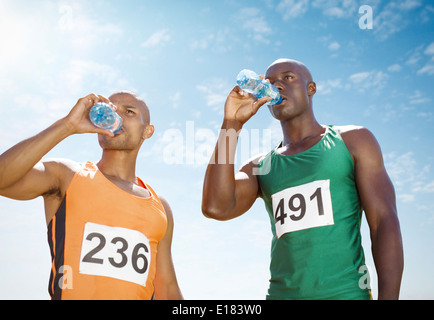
[[47, 162, 167, 300]]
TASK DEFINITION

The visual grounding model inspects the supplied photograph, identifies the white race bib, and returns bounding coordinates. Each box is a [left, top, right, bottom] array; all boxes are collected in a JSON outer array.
[[79, 223, 151, 287], [271, 180, 334, 238]]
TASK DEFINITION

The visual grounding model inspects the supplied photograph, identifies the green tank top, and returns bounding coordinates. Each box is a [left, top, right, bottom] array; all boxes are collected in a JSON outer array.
[[257, 125, 371, 300]]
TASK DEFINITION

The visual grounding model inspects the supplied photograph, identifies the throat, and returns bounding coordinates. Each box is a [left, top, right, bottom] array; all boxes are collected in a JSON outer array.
[[102, 173, 151, 199], [280, 127, 327, 156]]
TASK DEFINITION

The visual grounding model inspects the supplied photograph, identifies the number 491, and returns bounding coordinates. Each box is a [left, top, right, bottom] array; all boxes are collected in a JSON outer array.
[[274, 187, 324, 225]]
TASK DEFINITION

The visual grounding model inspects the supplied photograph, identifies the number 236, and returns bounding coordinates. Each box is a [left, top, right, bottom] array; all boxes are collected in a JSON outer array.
[[82, 232, 149, 274]]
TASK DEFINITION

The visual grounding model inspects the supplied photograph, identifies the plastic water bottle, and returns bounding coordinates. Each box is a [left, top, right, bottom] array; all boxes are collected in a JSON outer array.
[[89, 102, 123, 135], [236, 69, 282, 105]]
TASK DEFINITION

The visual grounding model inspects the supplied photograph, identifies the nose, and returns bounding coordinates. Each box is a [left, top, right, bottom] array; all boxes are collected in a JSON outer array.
[[272, 79, 284, 92]]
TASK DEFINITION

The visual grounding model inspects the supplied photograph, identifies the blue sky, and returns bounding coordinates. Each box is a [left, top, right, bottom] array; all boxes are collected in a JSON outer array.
[[0, 0, 433, 299]]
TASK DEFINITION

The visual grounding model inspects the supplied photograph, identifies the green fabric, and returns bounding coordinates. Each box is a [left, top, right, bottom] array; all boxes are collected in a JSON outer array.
[[257, 125, 371, 300]]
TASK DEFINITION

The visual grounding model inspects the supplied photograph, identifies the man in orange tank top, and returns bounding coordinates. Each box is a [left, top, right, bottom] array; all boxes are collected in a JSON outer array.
[[0, 91, 183, 300]]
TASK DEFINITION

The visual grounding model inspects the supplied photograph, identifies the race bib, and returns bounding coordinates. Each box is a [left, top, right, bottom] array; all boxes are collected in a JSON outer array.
[[271, 180, 334, 238], [79, 222, 151, 287]]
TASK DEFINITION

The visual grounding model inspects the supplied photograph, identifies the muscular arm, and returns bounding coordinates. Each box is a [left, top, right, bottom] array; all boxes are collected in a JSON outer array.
[[0, 94, 114, 222], [153, 197, 183, 300], [342, 127, 404, 300], [201, 86, 271, 221]]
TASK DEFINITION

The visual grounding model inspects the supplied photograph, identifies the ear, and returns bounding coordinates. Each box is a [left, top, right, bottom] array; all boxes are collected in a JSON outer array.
[[142, 124, 154, 140], [307, 82, 316, 96]]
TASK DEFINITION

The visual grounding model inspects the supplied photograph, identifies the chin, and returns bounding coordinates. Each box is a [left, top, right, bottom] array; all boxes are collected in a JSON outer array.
[[269, 107, 292, 121], [99, 135, 127, 150], [269, 102, 305, 121]]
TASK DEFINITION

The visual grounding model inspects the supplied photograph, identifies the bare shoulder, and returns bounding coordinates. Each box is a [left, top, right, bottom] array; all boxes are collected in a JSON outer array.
[[157, 195, 174, 220], [334, 125, 383, 163], [41, 158, 81, 179], [157, 195, 175, 242], [42, 157, 81, 171], [238, 152, 268, 175], [334, 124, 367, 135], [40, 158, 81, 194]]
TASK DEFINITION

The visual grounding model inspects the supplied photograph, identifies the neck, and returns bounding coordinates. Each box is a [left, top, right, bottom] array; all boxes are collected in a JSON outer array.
[[97, 149, 138, 183], [280, 113, 324, 147]]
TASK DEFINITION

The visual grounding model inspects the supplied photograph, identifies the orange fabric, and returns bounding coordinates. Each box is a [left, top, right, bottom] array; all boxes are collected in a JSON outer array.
[[49, 161, 167, 300]]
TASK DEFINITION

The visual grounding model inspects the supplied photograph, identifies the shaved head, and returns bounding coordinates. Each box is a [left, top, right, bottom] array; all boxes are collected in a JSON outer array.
[[266, 58, 313, 83], [109, 90, 150, 125]]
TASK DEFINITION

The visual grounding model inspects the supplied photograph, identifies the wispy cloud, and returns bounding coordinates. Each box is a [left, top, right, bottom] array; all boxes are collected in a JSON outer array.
[[60, 59, 130, 94], [312, 0, 358, 18], [196, 79, 231, 111], [316, 78, 343, 95], [141, 29, 171, 48], [385, 151, 433, 203], [409, 90, 431, 104], [277, 0, 309, 20], [417, 42, 434, 75], [169, 91, 182, 109], [328, 41, 341, 51], [238, 7, 273, 43], [57, 3, 124, 49], [348, 70, 389, 93], [388, 64, 402, 72], [190, 28, 232, 53], [374, 0, 423, 41]]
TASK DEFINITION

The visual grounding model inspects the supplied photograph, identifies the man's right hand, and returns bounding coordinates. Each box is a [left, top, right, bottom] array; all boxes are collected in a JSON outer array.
[[223, 83, 272, 127], [63, 93, 115, 137]]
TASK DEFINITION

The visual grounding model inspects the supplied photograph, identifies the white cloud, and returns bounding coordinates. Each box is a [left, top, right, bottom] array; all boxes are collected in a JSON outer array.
[[417, 56, 434, 76], [399, 194, 415, 203], [348, 70, 388, 92], [196, 79, 231, 110], [169, 91, 182, 109], [328, 41, 340, 51], [58, 59, 130, 96], [424, 42, 434, 55], [312, 0, 358, 18], [409, 90, 431, 104], [277, 0, 309, 20], [316, 78, 342, 95], [388, 64, 402, 72], [238, 8, 273, 43], [57, 3, 124, 49], [190, 28, 232, 53], [406, 50, 423, 66], [374, 0, 423, 41], [141, 29, 171, 48], [349, 72, 371, 83], [385, 152, 432, 202], [398, 0, 422, 10], [415, 43, 434, 76]]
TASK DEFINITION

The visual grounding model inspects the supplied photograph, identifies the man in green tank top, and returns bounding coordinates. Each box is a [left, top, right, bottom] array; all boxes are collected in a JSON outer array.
[[202, 58, 403, 299]]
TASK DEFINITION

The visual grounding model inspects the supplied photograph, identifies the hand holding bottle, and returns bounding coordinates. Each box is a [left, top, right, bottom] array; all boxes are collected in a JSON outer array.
[[224, 70, 276, 127], [236, 69, 282, 105], [63, 94, 116, 137], [89, 102, 122, 135]]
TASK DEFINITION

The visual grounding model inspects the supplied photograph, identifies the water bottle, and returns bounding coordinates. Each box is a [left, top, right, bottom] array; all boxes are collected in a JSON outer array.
[[236, 69, 282, 105], [89, 102, 123, 135]]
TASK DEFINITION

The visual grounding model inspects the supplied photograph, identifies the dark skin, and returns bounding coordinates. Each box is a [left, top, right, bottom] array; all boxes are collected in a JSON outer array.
[[202, 59, 404, 299], [0, 92, 183, 299]]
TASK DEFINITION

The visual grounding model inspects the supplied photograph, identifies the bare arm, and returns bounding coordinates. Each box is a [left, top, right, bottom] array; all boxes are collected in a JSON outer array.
[[201, 85, 271, 221], [153, 196, 183, 300], [0, 94, 114, 201], [342, 127, 404, 300]]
